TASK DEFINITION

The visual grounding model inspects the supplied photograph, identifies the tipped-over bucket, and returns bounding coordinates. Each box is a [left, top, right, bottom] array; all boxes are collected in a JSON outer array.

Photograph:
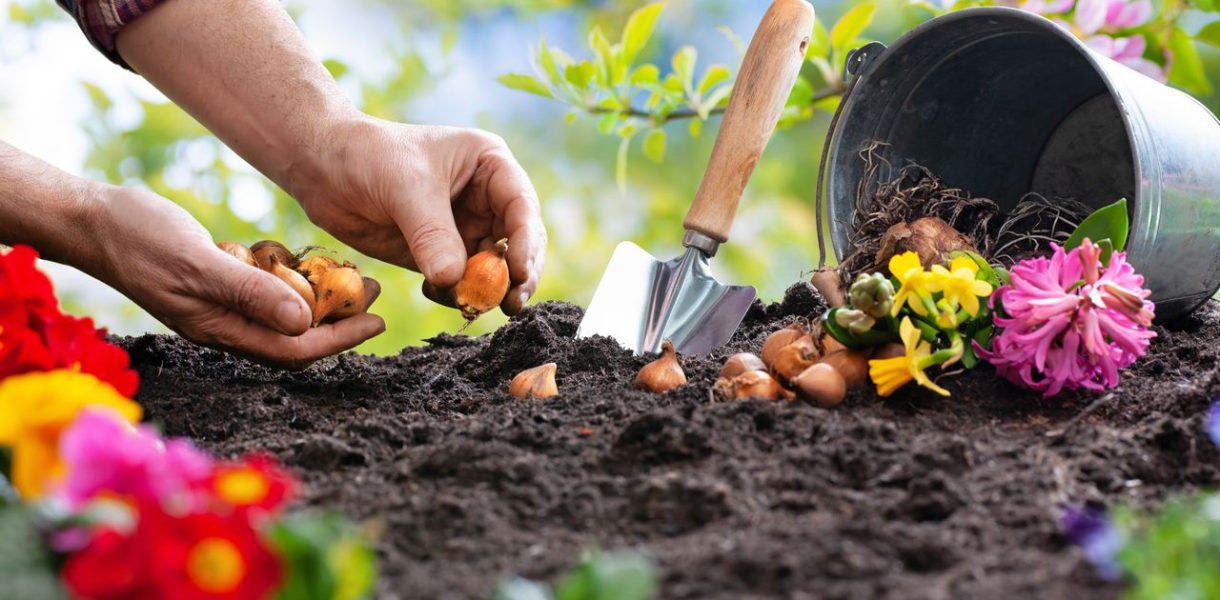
[[826, 7, 1220, 318]]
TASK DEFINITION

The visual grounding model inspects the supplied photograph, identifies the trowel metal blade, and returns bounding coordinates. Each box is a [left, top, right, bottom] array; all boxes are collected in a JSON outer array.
[[576, 242, 756, 356]]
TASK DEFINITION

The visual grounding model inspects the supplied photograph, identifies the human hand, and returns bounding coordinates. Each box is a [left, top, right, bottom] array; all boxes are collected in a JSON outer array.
[[288, 117, 547, 315], [83, 185, 385, 369]]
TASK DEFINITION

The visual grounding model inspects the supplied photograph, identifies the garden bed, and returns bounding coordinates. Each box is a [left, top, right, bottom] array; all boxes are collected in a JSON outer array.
[[120, 284, 1220, 599]]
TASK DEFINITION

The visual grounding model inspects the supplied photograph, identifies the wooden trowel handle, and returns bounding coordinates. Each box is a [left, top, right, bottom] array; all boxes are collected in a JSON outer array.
[[683, 0, 814, 245]]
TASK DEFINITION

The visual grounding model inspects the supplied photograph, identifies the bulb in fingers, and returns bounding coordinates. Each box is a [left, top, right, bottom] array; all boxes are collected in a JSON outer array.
[[454, 238, 510, 322]]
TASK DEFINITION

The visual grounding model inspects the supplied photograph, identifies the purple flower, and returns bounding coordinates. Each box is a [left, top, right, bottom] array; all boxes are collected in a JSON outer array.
[[57, 408, 214, 511], [1207, 401, 1220, 448], [1061, 504, 1125, 580], [975, 239, 1156, 397], [1013, 0, 1166, 81]]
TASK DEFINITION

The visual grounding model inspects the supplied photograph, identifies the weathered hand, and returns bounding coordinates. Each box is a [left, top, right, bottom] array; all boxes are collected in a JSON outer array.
[[84, 185, 385, 368], [290, 118, 547, 315]]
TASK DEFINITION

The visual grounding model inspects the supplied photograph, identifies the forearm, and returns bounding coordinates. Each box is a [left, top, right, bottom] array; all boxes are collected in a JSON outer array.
[[0, 141, 100, 267], [114, 0, 360, 195]]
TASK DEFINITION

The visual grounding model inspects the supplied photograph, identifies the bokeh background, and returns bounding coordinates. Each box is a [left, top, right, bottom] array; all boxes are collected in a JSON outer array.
[[1, 0, 1217, 355]]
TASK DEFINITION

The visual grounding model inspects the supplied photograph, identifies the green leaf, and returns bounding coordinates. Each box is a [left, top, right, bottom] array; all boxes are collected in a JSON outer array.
[[717, 25, 746, 56], [830, 2, 877, 54], [1196, 22, 1220, 47], [808, 17, 831, 59], [629, 64, 660, 86], [565, 62, 597, 89], [688, 119, 703, 138], [697, 65, 731, 96], [589, 26, 615, 86], [322, 58, 349, 80], [1064, 198, 1129, 254], [555, 550, 658, 600], [642, 129, 666, 163], [268, 511, 378, 600], [671, 46, 698, 93], [960, 343, 979, 369], [621, 3, 666, 66], [497, 74, 553, 99], [597, 113, 619, 135], [537, 39, 565, 87], [787, 76, 815, 107], [81, 81, 112, 111], [0, 506, 68, 599], [1168, 28, 1212, 96], [699, 85, 733, 118]]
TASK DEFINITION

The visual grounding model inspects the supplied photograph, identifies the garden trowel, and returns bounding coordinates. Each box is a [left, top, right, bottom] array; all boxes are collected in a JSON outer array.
[[577, 0, 815, 356]]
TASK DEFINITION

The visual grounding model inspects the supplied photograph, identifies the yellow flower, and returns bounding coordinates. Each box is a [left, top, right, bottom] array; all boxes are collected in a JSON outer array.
[[867, 317, 950, 397], [888, 252, 941, 317], [0, 370, 142, 498], [931, 256, 994, 317]]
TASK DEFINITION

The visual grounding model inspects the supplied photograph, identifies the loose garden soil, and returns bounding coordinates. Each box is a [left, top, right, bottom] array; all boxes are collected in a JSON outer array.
[[119, 284, 1220, 600]]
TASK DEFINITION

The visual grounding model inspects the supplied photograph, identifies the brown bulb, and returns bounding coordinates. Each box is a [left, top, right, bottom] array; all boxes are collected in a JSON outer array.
[[723, 370, 792, 402], [269, 260, 316, 318], [312, 266, 366, 326], [792, 363, 847, 407], [298, 255, 339, 285], [454, 239, 510, 322], [634, 340, 687, 393], [873, 343, 906, 360], [810, 267, 847, 308], [509, 363, 558, 399], [770, 339, 817, 386], [761, 321, 809, 369], [217, 241, 256, 267], [251, 240, 296, 272], [819, 350, 871, 388], [720, 353, 766, 380], [820, 333, 848, 355]]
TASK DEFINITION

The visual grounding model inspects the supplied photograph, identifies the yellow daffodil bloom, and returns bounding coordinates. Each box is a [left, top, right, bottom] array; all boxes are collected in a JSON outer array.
[[888, 252, 941, 318], [0, 370, 141, 498], [867, 317, 950, 397], [931, 256, 994, 317]]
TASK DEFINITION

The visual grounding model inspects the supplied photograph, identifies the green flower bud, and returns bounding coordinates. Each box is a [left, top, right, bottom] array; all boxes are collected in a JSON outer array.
[[850, 272, 895, 319], [834, 308, 876, 336]]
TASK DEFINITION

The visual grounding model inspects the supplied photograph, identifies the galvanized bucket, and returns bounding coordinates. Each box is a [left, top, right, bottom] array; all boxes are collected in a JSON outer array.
[[823, 7, 1220, 318]]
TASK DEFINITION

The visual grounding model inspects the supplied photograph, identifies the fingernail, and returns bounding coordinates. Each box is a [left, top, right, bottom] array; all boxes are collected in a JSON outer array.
[[275, 300, 306, 332], [429, 253, 463, 283]]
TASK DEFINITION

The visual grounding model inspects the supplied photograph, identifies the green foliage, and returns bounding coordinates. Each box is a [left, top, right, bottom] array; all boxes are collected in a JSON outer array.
[[1112, 493, 1220, 600], [1169, 28, 1213, 96], [1065, 198, 1129, 261], [0, 506, 67, 599], [492, 550, 658, 600], [266, 511, 378, 600]]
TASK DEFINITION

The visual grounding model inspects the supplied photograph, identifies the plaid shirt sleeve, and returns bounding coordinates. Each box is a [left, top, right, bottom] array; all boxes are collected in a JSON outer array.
[[56, 0, 166, 68]]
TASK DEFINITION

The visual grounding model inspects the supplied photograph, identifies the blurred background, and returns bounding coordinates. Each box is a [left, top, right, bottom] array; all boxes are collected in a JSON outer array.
[[1, 0, 1217, 355]]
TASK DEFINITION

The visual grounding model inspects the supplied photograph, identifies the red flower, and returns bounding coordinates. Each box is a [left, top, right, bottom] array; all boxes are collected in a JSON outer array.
[[61, 528, 144, 600], [210, 454, 297, 516], [62, 504, 283, 600], [0, 245, 138, 396]]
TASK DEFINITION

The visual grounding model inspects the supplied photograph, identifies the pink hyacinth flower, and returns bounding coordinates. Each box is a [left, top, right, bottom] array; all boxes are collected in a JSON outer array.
[[1015, 0, 1166, 82], [975, 239, 1155, 397], [57, 408, 214, 510]]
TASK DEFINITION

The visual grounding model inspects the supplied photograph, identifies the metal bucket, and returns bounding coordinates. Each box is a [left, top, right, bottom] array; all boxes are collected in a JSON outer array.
[[825, 7, 1220, 318]]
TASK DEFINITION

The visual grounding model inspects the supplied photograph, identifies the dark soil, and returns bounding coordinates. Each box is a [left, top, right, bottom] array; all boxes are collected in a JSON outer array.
[[119, 284, 1220, 600]]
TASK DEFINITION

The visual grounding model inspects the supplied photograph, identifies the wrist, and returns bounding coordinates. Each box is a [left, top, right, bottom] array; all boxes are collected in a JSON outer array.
[[281, 112, 381, 206]]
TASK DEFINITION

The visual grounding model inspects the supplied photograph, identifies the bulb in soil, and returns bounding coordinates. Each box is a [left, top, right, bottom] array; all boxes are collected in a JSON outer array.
[[771, 338, 818, 386], [820, 333, 848, 356], [313, 266, 366, 326], [634, 340, 687, 393], [717, 370, 792, 402], [269, 260, 316, 317], [810, 267, 847, 308], [819, 349, 870, 388], [875, 217, 976, 269], [298, 255, 340, 285], [509, 363, 558, 399], [720, 353, 766, 380], [251, 240, 296, 272], [761, 321, 809, 369], [454, 239, 510, 322], [873, 343, 906, 360], [792, 363, 847, 407], [217, 241, 256, 267]]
